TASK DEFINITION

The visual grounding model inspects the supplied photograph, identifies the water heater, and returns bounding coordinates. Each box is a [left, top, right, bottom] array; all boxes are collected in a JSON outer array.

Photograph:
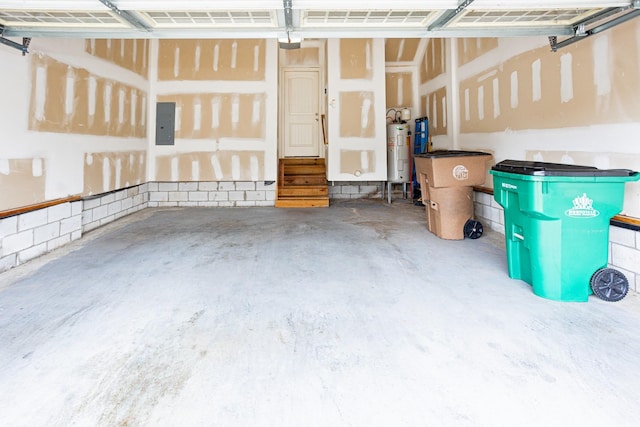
[[387, 123, 410, 183]]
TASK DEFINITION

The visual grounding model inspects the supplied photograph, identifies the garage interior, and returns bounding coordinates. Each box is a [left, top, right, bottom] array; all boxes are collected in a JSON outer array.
[[2, 0, 640, 425]]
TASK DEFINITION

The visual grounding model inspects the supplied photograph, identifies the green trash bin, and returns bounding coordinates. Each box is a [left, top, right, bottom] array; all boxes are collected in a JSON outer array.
[[490, 160, 640, 302]]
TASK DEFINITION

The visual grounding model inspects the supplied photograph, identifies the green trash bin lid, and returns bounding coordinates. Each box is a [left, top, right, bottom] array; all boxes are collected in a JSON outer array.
[[492, 160, 638, 177], [415, 150, 491, 158]]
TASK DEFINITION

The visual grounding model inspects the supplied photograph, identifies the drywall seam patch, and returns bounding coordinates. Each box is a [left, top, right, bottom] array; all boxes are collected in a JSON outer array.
[[478, 86, 484, 120], [231, 41, 238, 69], [510, 71, 519, 109], [32, 159, 43, 177], [174, 47, 180, 78], [231, 155, 240, 180], [250, 155, 259, 181], [65, 67, 74, 117], [464, 88, 470, 121], [102, 157, 110, 193], [560, 53, 574, 103], [211, 155, 223, 180], [493, 78, 500, 119], [171, 157, 179, 181], [532, 59, 542, 102], [35, 65, 47, 122], [192, 160, 200, 181], [442, 96, 447, 128], [593, 35, 611, 97]]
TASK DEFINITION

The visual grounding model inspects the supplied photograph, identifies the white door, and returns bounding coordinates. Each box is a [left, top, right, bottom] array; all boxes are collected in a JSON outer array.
[[283, 70, 320, 157]]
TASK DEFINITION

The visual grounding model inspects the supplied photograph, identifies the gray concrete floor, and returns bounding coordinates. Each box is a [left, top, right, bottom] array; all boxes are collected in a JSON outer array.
[[2, 199, 640, 426]]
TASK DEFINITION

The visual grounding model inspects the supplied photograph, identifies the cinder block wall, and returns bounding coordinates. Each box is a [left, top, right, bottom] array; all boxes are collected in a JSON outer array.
[[147, 182, 276, 207], [82, 184, 149, 233], [0, 200, 83, 271], [473, 190, 640, 295]]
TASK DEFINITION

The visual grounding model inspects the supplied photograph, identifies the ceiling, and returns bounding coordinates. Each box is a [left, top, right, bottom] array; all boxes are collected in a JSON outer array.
[[0, 0, 638, 42]]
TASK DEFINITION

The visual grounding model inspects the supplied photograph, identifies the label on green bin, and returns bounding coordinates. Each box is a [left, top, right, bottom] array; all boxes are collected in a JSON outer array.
[[565, 193, 600, 218]]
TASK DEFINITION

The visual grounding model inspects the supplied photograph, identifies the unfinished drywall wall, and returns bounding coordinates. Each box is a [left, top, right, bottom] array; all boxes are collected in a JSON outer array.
[[385, 39, 421, 63], [455, 19, 640, 217], [85, 39, 149, 78], [458, 38, 498, 66], [157, 40, 266, 81], [420, 39, 446, 84], [327, 38, 386, 181], [0, 38, 148, 211], [281, 46, 321, 67], [385, 72, 413, 109], [156, 93, 265, 140], [155, 151, 264, 182], [421, 87, 448, 136], [0, 159, 46, 211], [340, 39, 374, 80], [83, 151, 146, 195], [149, 39, 277, 182], [29, 54, 146, 138]]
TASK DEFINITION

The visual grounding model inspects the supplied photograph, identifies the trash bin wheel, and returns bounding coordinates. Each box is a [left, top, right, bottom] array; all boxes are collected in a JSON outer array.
[[590, 268, 629, 302], [463, 219, 483, 239]]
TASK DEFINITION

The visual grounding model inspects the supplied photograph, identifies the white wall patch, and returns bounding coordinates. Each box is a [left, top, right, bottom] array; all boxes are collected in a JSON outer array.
[[104, 83, 112, 123], [88, 76, 97, 119], [593, 35, 612, 97], [192, 160, 200, 181], [213, 44, 220, 72], [464, 88, 470, 121], [35, 66, 47, 122], [32, 158, 43, 177], [65, 67, 75, 116], [211, 155, 223, 180], [510, 71, 519, 109], [174, 47, 180, 78], [231, 41, 238, 69], [532, 59, 542, 102], [361, 97, 372, 129], [102, 157, 111, 193], [115, 158, 122, 188], [250, 155, 260, 181], [193, 98, 202, 131], [211, 97, 220, 129], [231, 155, 241, 181], [492, 78, 500, 119], [560, 53, 574, 103], [118, 87, 125, 125], [477, 86, 484, 121]]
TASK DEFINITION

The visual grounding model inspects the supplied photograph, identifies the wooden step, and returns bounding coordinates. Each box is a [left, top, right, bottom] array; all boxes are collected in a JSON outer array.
[[281, 158, 325, 166], [282, 175, 327, 186], [278, 185, 328, 197], [275, 197, 329, 208], [277, 157, 328, 208], [283, 164, 326, 176]]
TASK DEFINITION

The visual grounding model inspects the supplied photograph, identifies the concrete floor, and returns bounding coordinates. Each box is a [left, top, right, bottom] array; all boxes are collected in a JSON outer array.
[[2, 199, 640, 426]]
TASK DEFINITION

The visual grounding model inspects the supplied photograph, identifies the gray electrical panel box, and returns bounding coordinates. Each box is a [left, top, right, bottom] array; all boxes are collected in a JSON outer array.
[[155, 102, 176, 145]]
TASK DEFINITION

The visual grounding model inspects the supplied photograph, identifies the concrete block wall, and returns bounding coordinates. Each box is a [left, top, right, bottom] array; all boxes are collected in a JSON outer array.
[[0, 200, 83, 272], [473, 191, 505, 233], [609, 227, 640, 293], [82, 184, 149, 233], [147, 182, 276, 207], [473, 189, 640, 294], [329, 181, 384, 199]]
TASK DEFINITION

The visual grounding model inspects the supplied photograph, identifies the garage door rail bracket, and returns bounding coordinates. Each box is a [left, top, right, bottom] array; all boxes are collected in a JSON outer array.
[[0, 25, 30, 56]]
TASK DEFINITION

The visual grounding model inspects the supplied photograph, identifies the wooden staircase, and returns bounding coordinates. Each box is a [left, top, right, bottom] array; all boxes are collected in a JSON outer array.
[[275, 158, 329, 208]]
